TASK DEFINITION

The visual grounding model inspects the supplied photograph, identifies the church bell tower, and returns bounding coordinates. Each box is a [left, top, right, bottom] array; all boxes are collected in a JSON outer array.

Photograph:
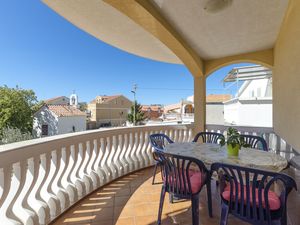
[[70, 91, 79, 108]]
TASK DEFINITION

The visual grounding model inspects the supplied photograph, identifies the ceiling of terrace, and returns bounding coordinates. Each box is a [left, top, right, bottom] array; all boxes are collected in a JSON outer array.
[[151, 0, 289, 60], [43, 0, 289, 64], [43, 0, 181, 64]]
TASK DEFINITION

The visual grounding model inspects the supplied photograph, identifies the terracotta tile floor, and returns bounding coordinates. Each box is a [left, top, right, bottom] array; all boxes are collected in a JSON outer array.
[[51, 167, 300, 225]]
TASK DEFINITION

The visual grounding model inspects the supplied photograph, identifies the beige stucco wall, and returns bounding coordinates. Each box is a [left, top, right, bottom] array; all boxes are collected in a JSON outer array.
[[87, 96, 132, 127], [273, 0, 300, 151]]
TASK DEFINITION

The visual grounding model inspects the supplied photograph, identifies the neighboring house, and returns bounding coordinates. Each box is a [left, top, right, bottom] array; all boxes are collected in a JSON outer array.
[[163, 99, 194, 121], [163, 94, 231, 124], [206, 94, 231, 125], [87, 95, 132, 127], [141, 105, 163, 120], [44, 96, 70, 105], [33, 105, 86, 137], [223, 65, 272, 127]]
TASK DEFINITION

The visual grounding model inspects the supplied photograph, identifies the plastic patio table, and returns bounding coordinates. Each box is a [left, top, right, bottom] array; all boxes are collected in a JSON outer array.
[[164, 142, 288, 172]]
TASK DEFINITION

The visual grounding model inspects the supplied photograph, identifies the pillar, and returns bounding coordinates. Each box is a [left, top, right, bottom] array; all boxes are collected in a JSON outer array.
[[193, 76, 206, 135]]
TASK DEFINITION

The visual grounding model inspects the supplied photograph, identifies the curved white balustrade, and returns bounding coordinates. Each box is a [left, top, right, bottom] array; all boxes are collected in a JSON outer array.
[[0, 124, 193, 225]]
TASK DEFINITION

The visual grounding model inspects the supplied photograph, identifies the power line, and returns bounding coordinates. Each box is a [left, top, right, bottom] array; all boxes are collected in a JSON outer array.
[[138, 87, 193, 91], [138, 87, 231, 92]]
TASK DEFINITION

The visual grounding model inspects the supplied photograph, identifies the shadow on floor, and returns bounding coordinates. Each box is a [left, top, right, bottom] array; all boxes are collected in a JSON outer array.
[[51, 167, 300, 225]]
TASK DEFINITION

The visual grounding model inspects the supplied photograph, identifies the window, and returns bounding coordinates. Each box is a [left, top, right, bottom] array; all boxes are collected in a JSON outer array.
[[42, 125, 48, 136]]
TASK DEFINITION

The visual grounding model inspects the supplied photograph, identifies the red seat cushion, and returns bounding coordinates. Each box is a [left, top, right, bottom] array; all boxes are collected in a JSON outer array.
[[222, 183, 281, 210], [190, 171, 203, 193], [166, 170, 203, 194]]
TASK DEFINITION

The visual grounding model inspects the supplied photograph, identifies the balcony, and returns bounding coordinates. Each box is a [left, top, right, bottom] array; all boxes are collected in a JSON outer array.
[[0, 124, 299, 225], [2, 0, 300, 224]]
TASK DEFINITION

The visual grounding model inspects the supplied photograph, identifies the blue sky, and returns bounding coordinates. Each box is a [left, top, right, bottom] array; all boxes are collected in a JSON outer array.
[[0, 0, 251, 105]]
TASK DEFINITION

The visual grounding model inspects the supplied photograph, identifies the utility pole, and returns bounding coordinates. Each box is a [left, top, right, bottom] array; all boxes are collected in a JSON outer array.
[[131, 84, 137, 125]]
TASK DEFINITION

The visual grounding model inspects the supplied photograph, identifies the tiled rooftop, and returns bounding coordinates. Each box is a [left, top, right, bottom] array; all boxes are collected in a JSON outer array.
[[51, 167, 300, 225], [47, 105, 86, 117]]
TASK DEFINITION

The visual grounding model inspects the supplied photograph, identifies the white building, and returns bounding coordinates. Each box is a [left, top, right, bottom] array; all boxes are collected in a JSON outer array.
[[33, 104, 86, 137], [223, 65, 272, 127]]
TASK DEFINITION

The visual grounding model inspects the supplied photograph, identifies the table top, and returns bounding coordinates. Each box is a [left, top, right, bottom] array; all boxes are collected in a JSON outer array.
[[165, 142, 288, 172]]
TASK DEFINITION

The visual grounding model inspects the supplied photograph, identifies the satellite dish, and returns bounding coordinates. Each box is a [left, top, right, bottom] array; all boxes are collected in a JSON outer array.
[[203, 0, 233, 13]]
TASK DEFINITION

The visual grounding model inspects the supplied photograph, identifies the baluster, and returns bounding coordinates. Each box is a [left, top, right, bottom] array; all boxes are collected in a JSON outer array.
[[182, 128, 188, 142], [22, 158, 39, 225], [80, 141, 93, 194], [147, 130, 155, 165], [58, 147, 73, 208], [136, 131, 144, 169], [69, 144, 83, 199], [173, 129, 178, 142], [142, 131, 151, 166], [92, 139, 105, 187], [181, 128, 186, 142], [117, 134, 126, 176], [112, 135, 123, 177], [176, 129, 181, 142], [6, 162, 25, 224], [50, 149, 69, 211], [126, 132, 135, 172], [39, 152, 60, 219], [178, 129, 183, 143], [120, 133, 130, 174], [276, 134, 282, 154], [142, 130, 149, 167], [27, 156, 50, 225], [107, 136, 118, 179], [89, 139, 101, 189], [131, 132, 139, 171], [168, 129, 174, 141], [104, 136, 117, 180], [165, 129, 171, 140], [264, 133, 270, 151], [12, 160, 37, 225], [99, 137, 112, 183], [62, 145, 77, 204], [73, 143, 86, 197], [189, 127, 193, 141], [0, 165, 22, 225]]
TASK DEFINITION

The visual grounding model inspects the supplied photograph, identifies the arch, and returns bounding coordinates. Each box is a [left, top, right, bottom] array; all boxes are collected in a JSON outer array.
[[204, 49, 274, 77], [103, 0, 204, 77]]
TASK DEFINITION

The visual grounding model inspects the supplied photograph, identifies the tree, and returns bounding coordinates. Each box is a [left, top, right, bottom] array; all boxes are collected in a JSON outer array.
[[0, 127, 32, 144], [0, 85, 40, 136], [79, 102, 87, 112], [127, 101, 145, 125]]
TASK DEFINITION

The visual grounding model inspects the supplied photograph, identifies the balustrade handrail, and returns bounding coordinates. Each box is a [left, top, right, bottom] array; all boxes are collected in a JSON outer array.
[[0, 124, 194, 225], [206, 124, 274, 134], [0, 124, 193, 165], [206, 124, 298, 156], [0, 123, 297, 225]]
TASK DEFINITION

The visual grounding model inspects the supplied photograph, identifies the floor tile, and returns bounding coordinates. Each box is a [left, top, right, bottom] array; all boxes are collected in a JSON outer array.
[[51, 167, 297, 225]]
